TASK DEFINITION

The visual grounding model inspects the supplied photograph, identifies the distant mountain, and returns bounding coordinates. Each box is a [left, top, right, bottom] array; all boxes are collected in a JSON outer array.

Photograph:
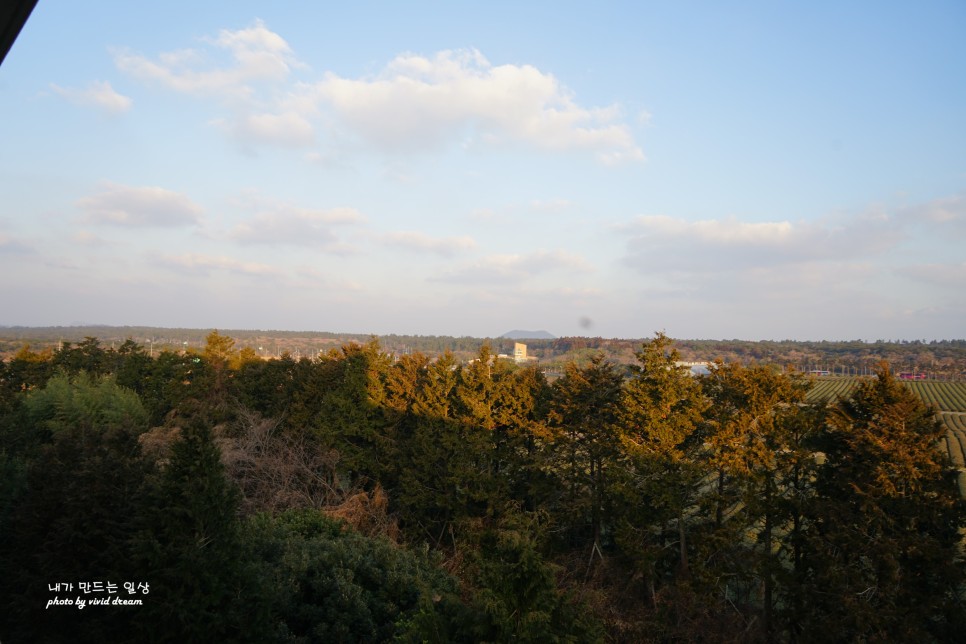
[[500, 330, 556, 340]]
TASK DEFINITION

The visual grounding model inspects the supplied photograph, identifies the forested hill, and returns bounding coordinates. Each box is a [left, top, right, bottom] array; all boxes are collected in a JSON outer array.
[[2, 325, 964, 378], [2, 331, 965, 641]]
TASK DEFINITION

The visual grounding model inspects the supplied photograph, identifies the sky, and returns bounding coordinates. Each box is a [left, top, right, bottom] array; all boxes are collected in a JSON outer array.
[[1, 1, 964, 341]]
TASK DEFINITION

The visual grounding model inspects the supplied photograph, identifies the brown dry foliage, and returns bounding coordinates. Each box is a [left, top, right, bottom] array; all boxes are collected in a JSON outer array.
[[137, 424, 182, 467], [325, 484, 400, 542], [218, 407, 345, 516]]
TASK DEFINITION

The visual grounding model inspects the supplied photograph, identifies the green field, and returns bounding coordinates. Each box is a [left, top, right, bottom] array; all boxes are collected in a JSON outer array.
[[806, 377, 966, 412], [805, 377, 864, 404]]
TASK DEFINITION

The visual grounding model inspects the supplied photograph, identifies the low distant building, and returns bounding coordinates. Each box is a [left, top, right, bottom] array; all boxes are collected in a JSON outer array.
[[675, 361, 711, 376], [514, 342, 538, 364], [898, 372, 927, 380]]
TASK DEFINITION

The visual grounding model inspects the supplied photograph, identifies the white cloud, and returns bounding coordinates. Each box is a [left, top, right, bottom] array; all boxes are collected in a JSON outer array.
[[116, 24, 641, 163], [897, 262, 966, 289], [619, 213, 901, 272], [228, 194, 365, 251], [382, 231, 476, 256], [307, 48, 642, 163], [603, 194, 966, 339], [113, 19, 301, 100], [156, 252, 282, 278], [640, 264, 898, 340], [899, 193, 966, 234], [50, 80, 132, 114], [77, 183, 203, 227], [631, 215, 795, 244], [433, 249, 593, 284]]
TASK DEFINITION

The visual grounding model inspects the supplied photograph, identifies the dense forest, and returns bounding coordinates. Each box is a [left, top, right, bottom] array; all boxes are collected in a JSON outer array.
[[1, 332, 964, 642]]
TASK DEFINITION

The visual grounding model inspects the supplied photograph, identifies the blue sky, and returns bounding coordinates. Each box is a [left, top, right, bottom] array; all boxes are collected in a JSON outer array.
[[1, 1, 964, 340]]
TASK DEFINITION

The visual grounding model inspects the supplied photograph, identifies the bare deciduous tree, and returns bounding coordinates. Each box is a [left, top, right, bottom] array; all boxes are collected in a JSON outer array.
[[218, 408, 343, 515]]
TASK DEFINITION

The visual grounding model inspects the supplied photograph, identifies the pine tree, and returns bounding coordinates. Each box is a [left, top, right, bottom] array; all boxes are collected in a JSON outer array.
[[412, 350, 458, 420], [394, 352, 470, 541], [234, 352, 302, 420], [452, 344, 504, 518], [2, 344, 54, 397], [615, 333, 709, 594], [0, 373, 150, 642], [201, 330, 237, 403], [799, 363, 966, 641], [489, 363, 552, 514], [113, 338, 155, 396], [700, 362, 813, 636], [132, 411, 267, 642], [548, 354, 624, 551], [52, 336, 109, 377], [314, 340, 392, 485]]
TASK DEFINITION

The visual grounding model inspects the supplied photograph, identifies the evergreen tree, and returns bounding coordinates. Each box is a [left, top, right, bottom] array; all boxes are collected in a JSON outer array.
[[52, 337, 109, 377], [615, 333, 709, 596], [201, 329, 238, 407], [113, 338, 155, 396], [381, 352, 428, 496], [285, 355, 342, 433], [452, 344, 504, 519], [0, 373, 150, 642], [394, 352, 470, 541], [412, 350, 458, 420], [314, 340, 392, 485], [468, 509, 603, 643], [548, 354, 624, 551], [132, 410, 267, 642], [138, 350, 212, 425], [247, 509, 476, 643], [234, 353, 302, 420], [202, 329, 237, 366], [700, 362, 813, 637], [799, 363, 966, 641], [489, 363, 552, 514], [2, 343, 54, 397]]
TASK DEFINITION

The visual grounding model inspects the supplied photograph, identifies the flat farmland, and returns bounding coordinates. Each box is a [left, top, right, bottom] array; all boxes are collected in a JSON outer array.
[[943, 413, 966, 471], [806, 377, 966, 412]]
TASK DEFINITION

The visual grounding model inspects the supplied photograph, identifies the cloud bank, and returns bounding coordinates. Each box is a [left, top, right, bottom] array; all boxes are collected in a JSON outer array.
[[228, 194, 364, 252], [115, 24, 642, 163], [383, 231, 477, 257], [619, 213, 901, 272], [114, 20, 300, 99], [433, 249, 594, 284], [77, 183, 203, 227], [156, 252, 281, 278]]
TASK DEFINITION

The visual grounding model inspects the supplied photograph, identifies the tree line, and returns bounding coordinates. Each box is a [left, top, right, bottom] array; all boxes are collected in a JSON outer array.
[[4, 327, 965, 379], [1, 332, 964, 642]]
